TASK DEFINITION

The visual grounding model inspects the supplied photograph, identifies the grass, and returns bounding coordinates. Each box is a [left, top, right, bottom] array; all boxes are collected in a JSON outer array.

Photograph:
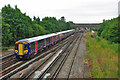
[[2, 46, 14, 51], [86, 32, 119, 78]]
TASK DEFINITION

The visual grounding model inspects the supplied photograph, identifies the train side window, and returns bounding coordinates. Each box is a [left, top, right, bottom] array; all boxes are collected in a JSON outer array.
[[46, 38, 49, 43], [50, 37, 52, 42], [58, 35, 60, 39], [38, 40, 44, 47], [30, 43, 35, 49], [24, 44, 28, 50], [53, 36, 56, 41]]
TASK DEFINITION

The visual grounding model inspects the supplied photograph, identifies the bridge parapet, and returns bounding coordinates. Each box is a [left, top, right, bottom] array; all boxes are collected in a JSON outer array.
[[71, 23, 100, 28]]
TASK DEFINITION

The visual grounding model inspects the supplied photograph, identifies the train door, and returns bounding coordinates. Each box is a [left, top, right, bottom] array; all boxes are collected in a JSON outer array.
[[18, 43, 24, 55]]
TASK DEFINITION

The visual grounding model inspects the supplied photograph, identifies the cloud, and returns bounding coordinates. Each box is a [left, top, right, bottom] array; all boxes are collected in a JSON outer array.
[[0, 0, 119, 23]]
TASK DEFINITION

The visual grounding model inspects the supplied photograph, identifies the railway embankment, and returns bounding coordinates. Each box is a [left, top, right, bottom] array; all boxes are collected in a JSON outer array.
[[85, 32, 119, 78]]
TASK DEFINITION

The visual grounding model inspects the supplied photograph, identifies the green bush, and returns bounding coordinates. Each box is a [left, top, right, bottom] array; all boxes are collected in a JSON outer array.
[[86, 33, 118, 78], [2, 47, 9, 51], [95, 17, 119, 43], [87, 41, 90, 48], [95, 37, 101, 42]]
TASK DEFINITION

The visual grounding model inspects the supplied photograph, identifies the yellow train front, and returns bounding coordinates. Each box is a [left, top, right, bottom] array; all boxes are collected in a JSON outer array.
[[14, 40, 29, 59]]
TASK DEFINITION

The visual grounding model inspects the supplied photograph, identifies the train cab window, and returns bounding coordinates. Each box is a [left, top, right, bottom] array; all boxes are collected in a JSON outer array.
[[15, 44, 18, 50], [24, 44, 28, 50]]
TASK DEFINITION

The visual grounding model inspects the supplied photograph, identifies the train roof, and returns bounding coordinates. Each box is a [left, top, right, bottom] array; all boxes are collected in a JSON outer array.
[[17, 33, 57, 43], [16, 29, 75, 43], [56, 29, 75, 35]]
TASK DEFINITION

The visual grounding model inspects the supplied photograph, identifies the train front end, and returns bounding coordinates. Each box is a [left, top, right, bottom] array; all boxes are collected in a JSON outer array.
[[14, 41, 29, 59]]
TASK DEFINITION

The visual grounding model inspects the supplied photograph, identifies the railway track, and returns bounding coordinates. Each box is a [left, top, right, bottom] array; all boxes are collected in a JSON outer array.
[[1, 53, 14, 60], [1, 33, 72, 71], [37, 32, 82, 79], [0, 54, 17, 71], [2, 51, 14, 57], [17, 31, 82, 79], [1, 52, 15, 66], [1, 56, 17, 67], [1, 32, 73, 70], [66, 33, 83, 79], [1, 31, 74, 70], [0, 32, 76, 80]]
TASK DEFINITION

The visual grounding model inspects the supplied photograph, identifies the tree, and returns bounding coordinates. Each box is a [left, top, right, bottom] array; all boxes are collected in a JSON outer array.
[[96, 17, 119, 43], [2, 5, 75, 47], [2, 21, 12, 46], [60, 16, 66, 22]]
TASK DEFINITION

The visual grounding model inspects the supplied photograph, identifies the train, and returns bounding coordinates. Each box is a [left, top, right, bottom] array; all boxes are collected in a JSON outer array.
[[14, 29, 75, 59]]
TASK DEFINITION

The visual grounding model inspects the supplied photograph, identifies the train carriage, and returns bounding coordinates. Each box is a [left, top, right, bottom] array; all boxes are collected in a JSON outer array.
[[14, 29, 75, 59]]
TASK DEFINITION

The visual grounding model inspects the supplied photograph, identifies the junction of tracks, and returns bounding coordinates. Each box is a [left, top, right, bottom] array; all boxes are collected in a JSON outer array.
[[0, 30, 89, 79]]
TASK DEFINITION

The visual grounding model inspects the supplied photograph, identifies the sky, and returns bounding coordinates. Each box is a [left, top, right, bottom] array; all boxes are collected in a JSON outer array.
[[0, 0, 119, 23], [118, 1, 120, 16]]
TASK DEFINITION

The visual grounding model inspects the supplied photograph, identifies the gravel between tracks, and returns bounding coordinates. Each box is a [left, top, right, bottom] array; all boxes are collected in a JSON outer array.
[[56, 32, 83, 78], [69, 34, 86, 78], [55, 32, 87, 79]]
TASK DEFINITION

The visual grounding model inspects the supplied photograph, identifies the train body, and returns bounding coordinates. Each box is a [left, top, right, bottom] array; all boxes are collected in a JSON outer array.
[[14, 29, 75, 59]]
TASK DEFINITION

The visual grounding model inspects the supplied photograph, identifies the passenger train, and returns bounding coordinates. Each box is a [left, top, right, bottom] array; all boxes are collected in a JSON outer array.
[[14, 29, 75, 59]]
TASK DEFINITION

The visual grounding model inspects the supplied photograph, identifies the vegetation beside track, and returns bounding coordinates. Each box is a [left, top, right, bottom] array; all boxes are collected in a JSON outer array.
[[2, 46, 14, 51], [91, 17, 119, 43], [86, 32, 119, 78]]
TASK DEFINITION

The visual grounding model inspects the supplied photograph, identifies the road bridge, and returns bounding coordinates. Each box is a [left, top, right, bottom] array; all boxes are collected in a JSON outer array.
[[70, 23, 100, 28]]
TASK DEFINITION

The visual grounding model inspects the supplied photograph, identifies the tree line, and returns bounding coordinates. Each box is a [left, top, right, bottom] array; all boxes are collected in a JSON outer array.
[[93, 17, 120, 43], [2, 4, 74, 47]]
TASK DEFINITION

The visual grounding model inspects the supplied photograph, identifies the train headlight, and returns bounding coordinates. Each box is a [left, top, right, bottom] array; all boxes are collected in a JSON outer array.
[[25, 52, 27, 54], [15, 52, 18, 54], [15, 50, 18, 54]]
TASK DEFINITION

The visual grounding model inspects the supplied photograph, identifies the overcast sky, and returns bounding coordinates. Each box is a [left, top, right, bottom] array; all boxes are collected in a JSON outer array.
[[0, 0, 119, 23]]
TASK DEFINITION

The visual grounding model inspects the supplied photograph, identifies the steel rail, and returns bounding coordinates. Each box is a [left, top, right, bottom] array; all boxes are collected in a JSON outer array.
[[0, 32, 75, 80], [67, 34, 83, 80], [49, 33, 82, 80], [37, 32, 79, 80]]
